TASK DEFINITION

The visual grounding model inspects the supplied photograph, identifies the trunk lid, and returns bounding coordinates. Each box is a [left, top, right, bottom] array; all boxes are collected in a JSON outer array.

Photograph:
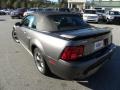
[[53, 27, 112, 56], [54, 27, 110, 40]]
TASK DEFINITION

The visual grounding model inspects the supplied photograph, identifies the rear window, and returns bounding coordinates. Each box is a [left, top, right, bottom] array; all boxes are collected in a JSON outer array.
[[59, 8, 70, 12], [29, 9, 37, 11], [48, 14, 90, 31], [109, 11, 120, 15], [84, 10, 96, 14], [17, 8, 26, 12], [44, 8, 55, 12], [96, 10, 105, 13]]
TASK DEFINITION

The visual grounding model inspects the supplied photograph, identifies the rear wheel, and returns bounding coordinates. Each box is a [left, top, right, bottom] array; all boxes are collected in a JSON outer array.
[[33, 48, 49, 75], [12, 30, 19, 43]]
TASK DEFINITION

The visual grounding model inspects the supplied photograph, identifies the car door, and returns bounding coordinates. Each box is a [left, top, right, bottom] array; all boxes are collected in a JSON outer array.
[[16, 17, 29, 44], [23, 15, 37, 49], [17, 15, 33, 48]]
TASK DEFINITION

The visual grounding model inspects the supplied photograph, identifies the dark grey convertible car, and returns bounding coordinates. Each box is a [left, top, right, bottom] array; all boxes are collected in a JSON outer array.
[[12, 12, 116, 80]]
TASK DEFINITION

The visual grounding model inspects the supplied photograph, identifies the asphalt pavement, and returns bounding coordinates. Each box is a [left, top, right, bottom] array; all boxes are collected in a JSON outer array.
[[0, 15, 120, 90]]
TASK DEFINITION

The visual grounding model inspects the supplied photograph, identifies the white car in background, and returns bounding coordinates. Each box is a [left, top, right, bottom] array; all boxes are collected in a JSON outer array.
[[112, 8, 120, 12], [83, 9, 99, 23], [104, 10, 120, 24], [23, 8, 43, 16]]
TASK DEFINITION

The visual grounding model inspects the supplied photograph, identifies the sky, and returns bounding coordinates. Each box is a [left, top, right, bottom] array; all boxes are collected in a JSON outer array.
[[49, 0, 58, 2]]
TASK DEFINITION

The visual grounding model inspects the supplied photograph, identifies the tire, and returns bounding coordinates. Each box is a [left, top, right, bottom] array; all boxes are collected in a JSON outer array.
[[33, 48, 49, 75], [12, 30, 19, 43], [18, 16, 21, 19], [11, 17, 14, 19], [19, 15, 22, 19], [96, 21, 98, 24], [106, 18, 110, 24]]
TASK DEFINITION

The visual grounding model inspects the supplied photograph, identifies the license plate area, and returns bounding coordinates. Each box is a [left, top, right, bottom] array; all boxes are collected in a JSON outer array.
[[88, 16, 96, 19], [94, 40, 104, 50]]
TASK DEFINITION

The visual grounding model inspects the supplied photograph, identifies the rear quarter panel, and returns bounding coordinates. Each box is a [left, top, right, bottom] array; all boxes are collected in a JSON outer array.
[[28, 29, 112, 60], [28, 30, 69, 60]]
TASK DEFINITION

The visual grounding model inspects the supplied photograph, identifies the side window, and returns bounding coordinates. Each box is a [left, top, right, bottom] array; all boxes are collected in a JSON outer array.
[[21, 16, 31, 27], [106, 11, 109, 15], [29, 16, 37, 29], [21, 15, 36, 29]]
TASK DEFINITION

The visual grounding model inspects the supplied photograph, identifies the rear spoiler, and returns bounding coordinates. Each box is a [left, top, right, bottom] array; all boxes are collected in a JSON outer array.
[[71, 30, 111, 40]]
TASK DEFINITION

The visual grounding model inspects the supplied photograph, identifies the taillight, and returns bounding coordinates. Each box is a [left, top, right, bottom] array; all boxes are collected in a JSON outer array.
[[60, 46, 84, 61]]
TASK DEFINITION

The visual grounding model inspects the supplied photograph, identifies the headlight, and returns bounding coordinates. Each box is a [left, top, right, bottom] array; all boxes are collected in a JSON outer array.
[[84, 16, 87, 18], [84, 16, 88, 19], [108, 16, 114, 19]]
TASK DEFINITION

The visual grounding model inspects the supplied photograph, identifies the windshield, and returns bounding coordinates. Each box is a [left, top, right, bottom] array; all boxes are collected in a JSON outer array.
[[29, 9, 37, 11], [109, 11, 120, 15], [44, 8, 55, 11], [16, 8, 26, 12], [84, 10, 96, 14], [59, 8, 70, 12], [38, 8, 43, 11], [48, 14, 90, 31], [28, 8, 43, 12], [96, 10, 105, 13]]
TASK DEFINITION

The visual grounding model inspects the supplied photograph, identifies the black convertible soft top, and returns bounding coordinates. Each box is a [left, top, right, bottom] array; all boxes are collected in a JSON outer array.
[[33, 11, 81, 17], [27, 11, 85, 32]]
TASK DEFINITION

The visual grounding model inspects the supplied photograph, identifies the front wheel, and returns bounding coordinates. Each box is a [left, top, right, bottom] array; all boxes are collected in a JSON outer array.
[[33, 48, 49, 75], [12, 30, 19, 43]]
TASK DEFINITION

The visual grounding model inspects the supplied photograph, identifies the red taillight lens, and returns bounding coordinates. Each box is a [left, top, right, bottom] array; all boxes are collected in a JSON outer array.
[[61, 46, 84, 61]]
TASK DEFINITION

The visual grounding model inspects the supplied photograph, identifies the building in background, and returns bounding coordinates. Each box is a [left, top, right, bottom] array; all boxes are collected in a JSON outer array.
[[93, 0, 120, 9], [67, 0, 90, 10], [58, 0, 63, 3]]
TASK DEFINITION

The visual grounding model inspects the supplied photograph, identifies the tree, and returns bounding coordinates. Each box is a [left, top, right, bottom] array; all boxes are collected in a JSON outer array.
[[33, 2, 38, 7], [0, 0, 56, 9], [1, 0, 7, 8], [13, 1, 20, 8], [0, 0, 1, 8], [21, 2, 26, 8], [60, 0, 67, 8], [6, 0, 11, 8], [27, 2, 33, 8]]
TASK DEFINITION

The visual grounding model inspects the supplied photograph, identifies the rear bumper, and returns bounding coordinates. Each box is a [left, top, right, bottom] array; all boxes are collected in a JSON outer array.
[[49, 44, 116, 80], [108, 17, 120, 23], [84, 18, 98, 22]]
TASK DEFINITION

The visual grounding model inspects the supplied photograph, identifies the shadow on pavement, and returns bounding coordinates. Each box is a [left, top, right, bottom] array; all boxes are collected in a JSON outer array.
[[46, 72, 63, 80], [77, 46, 120, 90], [0, 19, 6, 21]]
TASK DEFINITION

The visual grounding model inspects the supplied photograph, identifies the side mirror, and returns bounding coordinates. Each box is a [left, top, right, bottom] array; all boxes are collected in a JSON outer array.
[[15, 22, 21, 26]]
